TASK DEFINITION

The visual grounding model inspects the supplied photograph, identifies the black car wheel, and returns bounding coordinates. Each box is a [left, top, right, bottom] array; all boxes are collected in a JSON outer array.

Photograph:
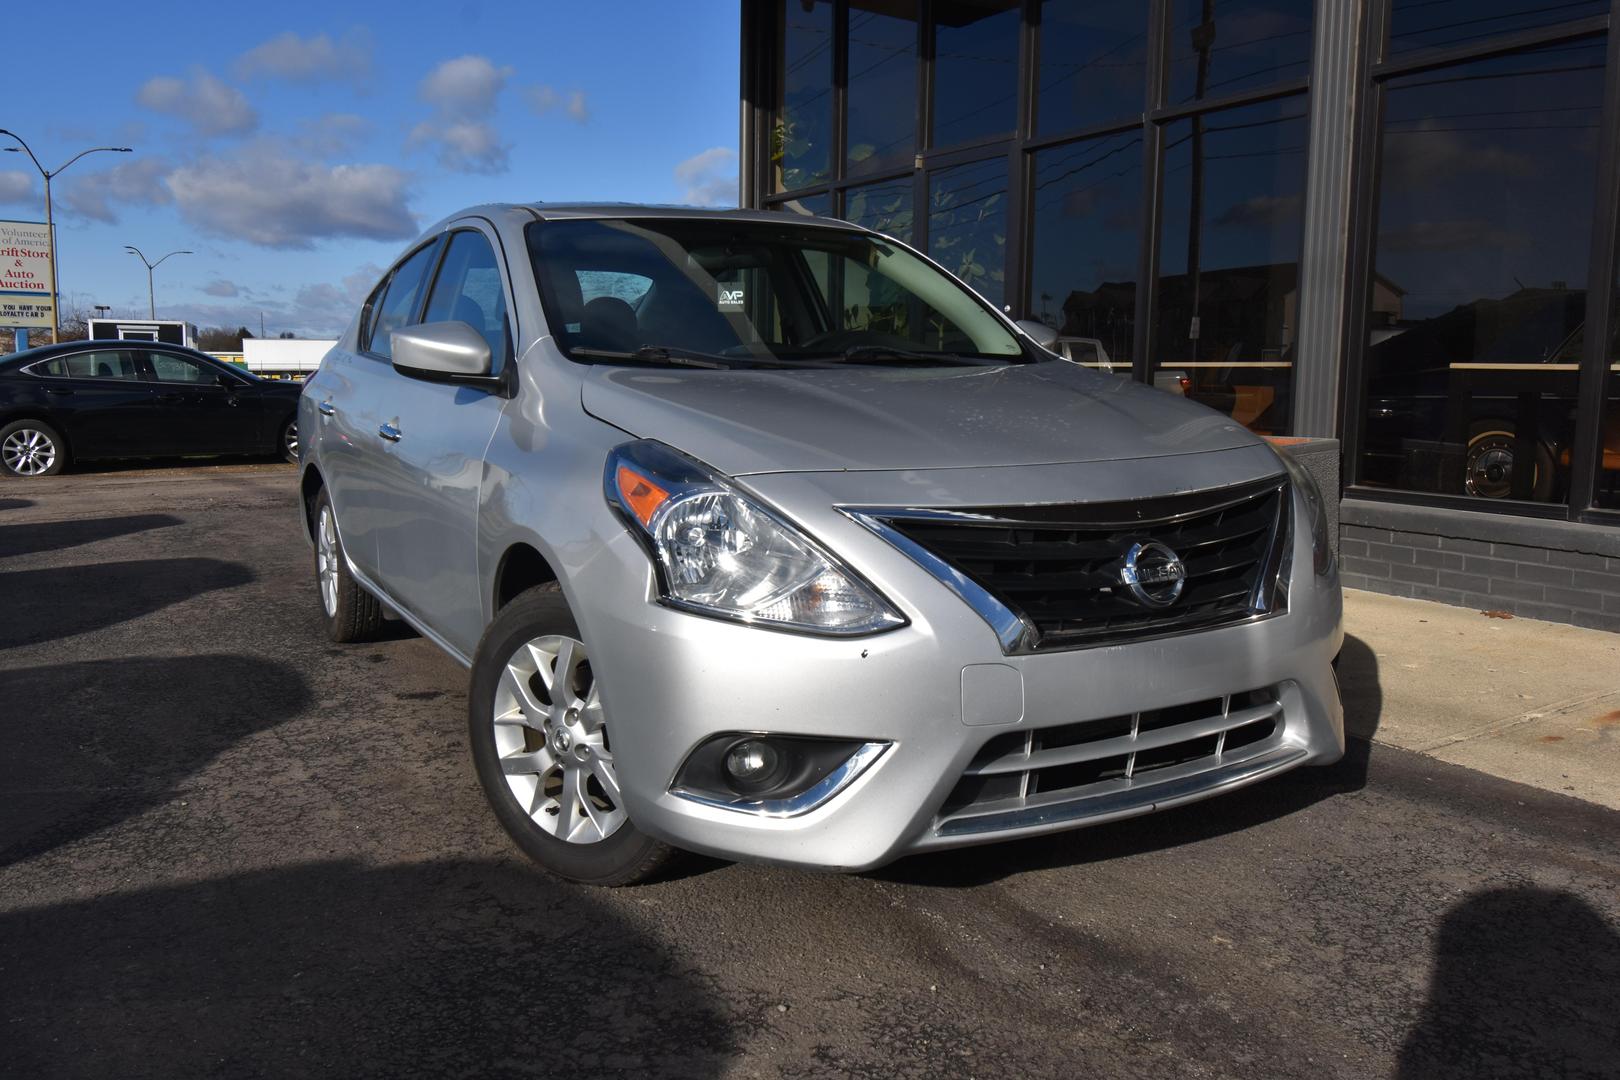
[[0, 419, 66, 478], [280, 417, 299, 464], [1465, 425, 1554, 501]]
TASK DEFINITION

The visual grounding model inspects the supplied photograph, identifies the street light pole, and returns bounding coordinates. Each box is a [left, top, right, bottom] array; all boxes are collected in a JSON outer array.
[[0, 131, 132, 344], [123, 246, 191, 319]]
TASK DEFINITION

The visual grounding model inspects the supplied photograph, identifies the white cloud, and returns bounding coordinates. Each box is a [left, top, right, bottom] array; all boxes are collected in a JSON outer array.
[[298, 112, 372, 156], [406, 119, 507, 174], [410, 55, 514, 174], [236, 29, 373, 84], [166, 147, 416, 248], [524, 85, 590, 123], [0, 170, 32, 203], [674, 147, 738, 207], [420, 55, 511, 118], [203, 279, 241, 297], [59, 158, 173, 223], [137, 69, 258, 136], [167, 263, 385, 338]]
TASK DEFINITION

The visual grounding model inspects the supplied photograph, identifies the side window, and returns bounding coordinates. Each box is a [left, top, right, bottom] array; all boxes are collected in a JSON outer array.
[[422, 230, 511, 364], [149, 352, 218, 384], [367, 241, 442, 360], [35, 351, 141, 380]]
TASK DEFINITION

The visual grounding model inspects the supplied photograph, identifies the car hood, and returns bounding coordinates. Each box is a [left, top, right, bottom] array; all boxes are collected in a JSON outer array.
[[580, 360, 1260, 475]]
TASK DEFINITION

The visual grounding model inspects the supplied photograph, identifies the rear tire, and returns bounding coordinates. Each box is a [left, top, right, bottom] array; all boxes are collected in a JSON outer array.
[[312, 487, 384, 642], [1465, 424, 1554, 501], [0, 419, 66, 477], [280, 417, 299, 464], [467, 583, 679, 886]]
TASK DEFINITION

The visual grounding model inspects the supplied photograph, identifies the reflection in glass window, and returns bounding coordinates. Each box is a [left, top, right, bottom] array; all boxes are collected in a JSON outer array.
[[1602, 284, 1620, 507], [1028, 130, 1143, 374], [1357, 42, 1606, 505], [1167, 0, 1313, 106], [932, 0, 1021, 148], [1036, 1, 1148, 135], [1155, 96, 1308, 434], [149, 353, 214, 383], [773, 0, 834, 192], [369, 243, 441, 360], [847, 1, 919, 176], [38, 351, 141, 380], [928, 157, 1009, 310], [769, 193, 833, 217], [843, 177, 914, 242], [424, 231, 511, 363], [1388, 0, 1607, 56]]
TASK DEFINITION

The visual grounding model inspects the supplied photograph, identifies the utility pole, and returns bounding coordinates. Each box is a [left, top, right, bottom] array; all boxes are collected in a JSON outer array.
[[123, 246, 191, 319], [0, 131, 132, 343]]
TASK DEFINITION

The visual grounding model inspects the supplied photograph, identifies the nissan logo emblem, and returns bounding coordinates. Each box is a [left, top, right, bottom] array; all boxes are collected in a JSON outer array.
[[1119, 540, 1186, 607]]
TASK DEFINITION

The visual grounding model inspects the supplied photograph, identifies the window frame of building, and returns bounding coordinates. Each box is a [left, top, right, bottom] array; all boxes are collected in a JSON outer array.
[[752, 0, 1318, 437], [1337, 1, 1620, 527]]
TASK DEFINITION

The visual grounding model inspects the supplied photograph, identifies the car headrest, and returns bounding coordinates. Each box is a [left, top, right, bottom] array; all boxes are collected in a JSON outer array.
[[580, 296, 638, 352]]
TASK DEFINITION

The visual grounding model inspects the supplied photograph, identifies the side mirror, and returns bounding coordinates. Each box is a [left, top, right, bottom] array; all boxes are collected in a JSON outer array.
[[1015, 319, 1059, 351], [215, 373, 238, 389], [391, 321, 495, 384]]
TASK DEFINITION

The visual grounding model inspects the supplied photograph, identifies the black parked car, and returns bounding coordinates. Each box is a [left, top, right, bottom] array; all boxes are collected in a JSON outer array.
[[0, 340, 303, 478]]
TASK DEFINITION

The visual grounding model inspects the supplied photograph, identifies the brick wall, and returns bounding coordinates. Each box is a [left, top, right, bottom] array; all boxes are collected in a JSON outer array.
[[1339, 499, 1620, 633]]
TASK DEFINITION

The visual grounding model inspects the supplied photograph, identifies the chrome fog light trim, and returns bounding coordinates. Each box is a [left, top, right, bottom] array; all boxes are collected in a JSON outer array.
[[671, 740, 890, 818]]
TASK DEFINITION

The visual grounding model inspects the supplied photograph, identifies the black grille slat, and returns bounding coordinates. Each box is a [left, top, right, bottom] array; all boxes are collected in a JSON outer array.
[[881, 477, 1289, 651], [939, 687, 1286, 828]]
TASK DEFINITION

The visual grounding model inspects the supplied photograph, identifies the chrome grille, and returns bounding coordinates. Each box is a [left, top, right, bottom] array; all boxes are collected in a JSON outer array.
[[936, 687, 1285, 835], [863, 476, 1290, 652]]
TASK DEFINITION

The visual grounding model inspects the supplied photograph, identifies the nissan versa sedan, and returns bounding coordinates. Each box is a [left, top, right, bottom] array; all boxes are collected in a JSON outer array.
[[297, 203, 1344, 885], [0, 340, 301, 477]]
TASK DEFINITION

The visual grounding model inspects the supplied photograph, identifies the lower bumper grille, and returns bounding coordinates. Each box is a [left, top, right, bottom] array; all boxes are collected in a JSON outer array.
[[936, 686, 1288, 835]]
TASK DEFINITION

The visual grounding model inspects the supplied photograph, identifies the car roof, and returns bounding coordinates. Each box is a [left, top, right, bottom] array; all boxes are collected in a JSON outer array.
[[0, 339, 222, 368], [431, 201, 866, 234]]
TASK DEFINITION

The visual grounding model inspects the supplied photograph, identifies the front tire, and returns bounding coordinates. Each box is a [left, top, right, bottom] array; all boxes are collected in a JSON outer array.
[[311, 488, 384, 642], [467, 583, 678, 886], [1465, 425, 1554, 501], [0, 419, 66, 477]]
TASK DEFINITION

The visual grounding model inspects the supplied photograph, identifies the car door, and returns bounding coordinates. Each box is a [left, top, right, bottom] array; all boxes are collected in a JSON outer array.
[[27, 349, 163, 458], [373, 225, 512, 656], [318, 237, 445, 582], [141, 350, 253, 454]]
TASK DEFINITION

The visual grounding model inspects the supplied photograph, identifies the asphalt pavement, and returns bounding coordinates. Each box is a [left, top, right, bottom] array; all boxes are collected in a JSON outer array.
[[2, 463, 1617, 1080]]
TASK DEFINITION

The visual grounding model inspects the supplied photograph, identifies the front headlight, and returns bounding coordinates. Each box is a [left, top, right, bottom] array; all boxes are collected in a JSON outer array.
[[1277, 449, 1334, 577], [605, 440, 906, 635]]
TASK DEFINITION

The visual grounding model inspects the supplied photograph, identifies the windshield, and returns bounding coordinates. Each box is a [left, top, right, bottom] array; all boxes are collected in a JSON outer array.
[[526, 217, 1031, 367]]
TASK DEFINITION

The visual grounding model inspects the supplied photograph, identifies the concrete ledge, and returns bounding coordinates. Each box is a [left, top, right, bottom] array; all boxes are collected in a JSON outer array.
[[1342, 496, 1620, 559]]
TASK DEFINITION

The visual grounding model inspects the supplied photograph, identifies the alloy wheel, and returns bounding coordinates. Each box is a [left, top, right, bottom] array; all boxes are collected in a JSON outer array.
[[2, 427, 57, 476], [284, 421, 299, 460], [316, 505, 339, 617], [491, 634, 626, 844]]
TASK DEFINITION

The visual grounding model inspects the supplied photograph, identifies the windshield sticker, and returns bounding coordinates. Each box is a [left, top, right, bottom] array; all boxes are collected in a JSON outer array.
[[717, 284, 745, 313]]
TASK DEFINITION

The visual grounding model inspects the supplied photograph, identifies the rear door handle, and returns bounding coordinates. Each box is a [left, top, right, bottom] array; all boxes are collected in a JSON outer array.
[[378, 422, 402, 443], [45, 387, 73, 396], [317, 400, 336, 417]]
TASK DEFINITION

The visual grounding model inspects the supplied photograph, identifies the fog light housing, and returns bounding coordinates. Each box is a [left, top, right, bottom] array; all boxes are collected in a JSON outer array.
[[672, 734, 889, 817]]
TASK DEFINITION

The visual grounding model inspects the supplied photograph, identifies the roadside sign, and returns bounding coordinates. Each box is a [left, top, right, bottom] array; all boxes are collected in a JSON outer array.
[[0, 219, 54, 329]]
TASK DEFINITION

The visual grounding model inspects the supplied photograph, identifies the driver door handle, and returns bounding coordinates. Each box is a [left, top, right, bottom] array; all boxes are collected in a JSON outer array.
[[378, 422, 402, 443], [317, 400, 336, 417]]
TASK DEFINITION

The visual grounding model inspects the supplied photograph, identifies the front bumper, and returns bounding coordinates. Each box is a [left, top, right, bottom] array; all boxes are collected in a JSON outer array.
[[572, 451, 1345, 872]]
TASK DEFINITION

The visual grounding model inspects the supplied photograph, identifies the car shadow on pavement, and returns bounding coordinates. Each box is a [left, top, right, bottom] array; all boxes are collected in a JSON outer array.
[[0, 858, 737, 1079], [0, 653, 314, 868], [877, 636, 1385, 888], [1397, 887, 1620, 1079], [0, 557, 254, 649], [0, 496, 35, 511], [0, 512, 182, 558]]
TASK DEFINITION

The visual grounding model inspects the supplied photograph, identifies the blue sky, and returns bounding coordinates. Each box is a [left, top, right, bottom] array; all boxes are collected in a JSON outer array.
[[0, 0, 741, 337]]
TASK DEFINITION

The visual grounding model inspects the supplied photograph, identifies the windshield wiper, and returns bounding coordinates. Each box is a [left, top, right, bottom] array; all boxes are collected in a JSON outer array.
[[830, 344, 997, 366], [569, 345, 731, 369]]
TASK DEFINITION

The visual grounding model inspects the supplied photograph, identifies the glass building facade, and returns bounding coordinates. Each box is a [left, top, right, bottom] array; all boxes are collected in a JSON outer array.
[[741, 0, 1620, 626]]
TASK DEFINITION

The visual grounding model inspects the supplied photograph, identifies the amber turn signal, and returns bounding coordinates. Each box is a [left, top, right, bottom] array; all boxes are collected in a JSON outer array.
[[616, 464, 670, 527]]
